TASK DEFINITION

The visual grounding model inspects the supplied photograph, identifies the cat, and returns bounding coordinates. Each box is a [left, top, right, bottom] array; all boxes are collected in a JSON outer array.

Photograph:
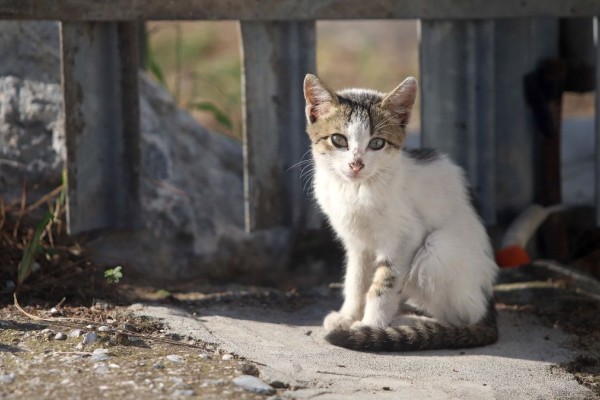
[[303, 74, 498, 351]]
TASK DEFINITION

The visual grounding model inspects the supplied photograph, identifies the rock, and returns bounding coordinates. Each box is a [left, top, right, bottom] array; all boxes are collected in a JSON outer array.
[[166, 355, 184, 365], [200, 379, 225, 387], [68, 329, 83, 338], [240, 362, 260, 377], [49, 307, 60, 316], [81, 332, 98, 345], [153, 362, 165, 370], [233, 375, 275, 395], [0, 373, 15, 384], [0, 20, 294, 284], [54, 332, 66, 341], [172, 389, 195, 397], [198, 353, 209, 360], [221, 354, 233, 361], [98, 326, 111, 332], [91, 348, 110, 362]]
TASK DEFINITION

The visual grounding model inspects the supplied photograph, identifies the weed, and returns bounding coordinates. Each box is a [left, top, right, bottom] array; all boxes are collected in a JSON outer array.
[[104, 266, 123, 284]]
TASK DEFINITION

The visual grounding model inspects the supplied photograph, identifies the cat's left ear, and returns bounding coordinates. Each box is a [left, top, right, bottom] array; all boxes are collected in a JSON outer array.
[[381, 77, 418, 128]]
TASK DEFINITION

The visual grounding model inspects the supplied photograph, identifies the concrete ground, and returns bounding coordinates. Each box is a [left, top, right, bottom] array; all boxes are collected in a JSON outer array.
[[132, 290, 595, 399]]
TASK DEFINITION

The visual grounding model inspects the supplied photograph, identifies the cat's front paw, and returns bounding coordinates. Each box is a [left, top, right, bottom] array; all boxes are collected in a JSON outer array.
[[350, 320, 367, 330], [323, 311, 354, 332]]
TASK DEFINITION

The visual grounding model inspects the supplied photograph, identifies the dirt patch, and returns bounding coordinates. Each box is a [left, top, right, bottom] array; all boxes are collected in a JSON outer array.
[[0, 304, 276, 399]]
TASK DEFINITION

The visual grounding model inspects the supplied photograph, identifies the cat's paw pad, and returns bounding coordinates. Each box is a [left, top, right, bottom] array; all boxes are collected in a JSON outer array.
[[323, 311, 354, 332]]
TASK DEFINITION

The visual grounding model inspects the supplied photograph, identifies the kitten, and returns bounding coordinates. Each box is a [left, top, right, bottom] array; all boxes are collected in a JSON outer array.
[[303, 74, 498, 351]]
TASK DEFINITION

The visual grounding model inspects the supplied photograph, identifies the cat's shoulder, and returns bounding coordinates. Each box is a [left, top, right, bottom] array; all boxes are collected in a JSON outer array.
[[403, 147, 444, 165]]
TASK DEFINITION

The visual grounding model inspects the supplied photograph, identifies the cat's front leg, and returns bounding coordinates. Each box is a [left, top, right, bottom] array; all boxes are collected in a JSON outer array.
[[354, 259, 408, 329], [324, 249, 372, 332]]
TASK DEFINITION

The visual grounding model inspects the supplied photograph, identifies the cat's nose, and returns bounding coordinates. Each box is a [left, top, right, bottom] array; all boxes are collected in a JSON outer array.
[[349, 160, 364, 172]]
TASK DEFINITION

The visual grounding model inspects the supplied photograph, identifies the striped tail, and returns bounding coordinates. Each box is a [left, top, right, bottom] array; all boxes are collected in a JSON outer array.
[[325, 302, 498, 352]]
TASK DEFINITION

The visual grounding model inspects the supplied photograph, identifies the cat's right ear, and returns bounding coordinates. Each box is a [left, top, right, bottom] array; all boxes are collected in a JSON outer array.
[[304, 74, 338, 124]]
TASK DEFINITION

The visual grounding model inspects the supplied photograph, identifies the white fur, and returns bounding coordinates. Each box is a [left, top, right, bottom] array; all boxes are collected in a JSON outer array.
[[314, 98, 497, 331]]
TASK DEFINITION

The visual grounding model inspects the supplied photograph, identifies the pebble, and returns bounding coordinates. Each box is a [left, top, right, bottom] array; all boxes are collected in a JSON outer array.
[[49, 307, 60, 316], [198, 354, 209, 360], [0, 373, 15, 384], [153, 362, 165, 370], [69, 329, 83, 338], [233, 375, 275, 395], [240, 362, 260, 377], [82, 332, 98, 345], [108, 364, 120, 369], [166, 355, 184, 364], [200, 379, 225, 387], [75, 343, 84, 351], [221, 354, 233, 361], [91, 348, 110, 362], [98, 326, 111, 332], [172, 389, 195, 397], [94, 364, 110, 374], [54, 332, 67, 341]]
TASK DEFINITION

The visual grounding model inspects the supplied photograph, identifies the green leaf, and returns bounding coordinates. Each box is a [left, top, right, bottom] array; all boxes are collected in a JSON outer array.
[[18, 212, 53, 285], [188, 101, 233, 130], [147, 45, 167, 87], [104, 266, 123, 284]]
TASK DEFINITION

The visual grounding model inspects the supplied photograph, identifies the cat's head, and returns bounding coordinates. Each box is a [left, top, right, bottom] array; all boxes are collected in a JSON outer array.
[[303, 74, 417, 183]]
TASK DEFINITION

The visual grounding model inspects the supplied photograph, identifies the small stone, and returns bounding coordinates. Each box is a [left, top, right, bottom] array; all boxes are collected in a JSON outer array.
[[60, 379, 71, 385], [82, 332, 98, 345], [153, 362, 165, 370], [94, 364, 109, 374], [54, 332, 67, 341], [221, 354, 233, 361], [69, 329, 83, 338], [200, 379, 225, 387], [0, 373, 15, 384], [240, 362, 260, 377], [172, 389, 195, 397], [198, 354, 209, 360], [121, 323, 138, 332], [85, 325, 94, 330], [115, 332, 130, 345], [233, 375, 275, 395], [91, 348, 110, 362], [166, 355, 184, 364], [108, 364, 120, 369], [98, 326, 111, 332], [75, 343, 84, 351], [49, 307, 60, 316]]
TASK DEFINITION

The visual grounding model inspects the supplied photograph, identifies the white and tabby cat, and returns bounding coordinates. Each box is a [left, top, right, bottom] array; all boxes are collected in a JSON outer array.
[[303, 74, 498, 351]]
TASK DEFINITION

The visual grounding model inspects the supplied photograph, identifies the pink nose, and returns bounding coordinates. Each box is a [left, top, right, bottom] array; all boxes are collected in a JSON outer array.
[[349, 160, 364, 172]]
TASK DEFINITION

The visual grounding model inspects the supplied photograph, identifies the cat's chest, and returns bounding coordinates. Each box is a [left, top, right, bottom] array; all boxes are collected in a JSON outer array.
[[316, 177, 389, 238]]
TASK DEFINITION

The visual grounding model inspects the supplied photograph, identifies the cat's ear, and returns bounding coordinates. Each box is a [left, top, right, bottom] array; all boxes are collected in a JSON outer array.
[[304, 74, 338, 124], [381, 77, 418, 128]]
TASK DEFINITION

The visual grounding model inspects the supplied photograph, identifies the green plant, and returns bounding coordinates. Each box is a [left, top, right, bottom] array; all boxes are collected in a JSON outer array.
[[17, 211, 53, 285], [104, 266, 123, 284], [188, 101, 233, 130]]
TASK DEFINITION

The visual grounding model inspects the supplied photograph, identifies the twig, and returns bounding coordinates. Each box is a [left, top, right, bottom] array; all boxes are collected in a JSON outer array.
[[13, 292, 98, 324], [26, 185, 64, 212], [532, 260, 600, 301], [13, 293, 216, 351]]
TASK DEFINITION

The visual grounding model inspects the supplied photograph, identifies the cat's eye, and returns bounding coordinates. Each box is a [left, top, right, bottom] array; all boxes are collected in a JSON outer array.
[[331, 134, 348, 149], [368, 138, 386, 150]]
